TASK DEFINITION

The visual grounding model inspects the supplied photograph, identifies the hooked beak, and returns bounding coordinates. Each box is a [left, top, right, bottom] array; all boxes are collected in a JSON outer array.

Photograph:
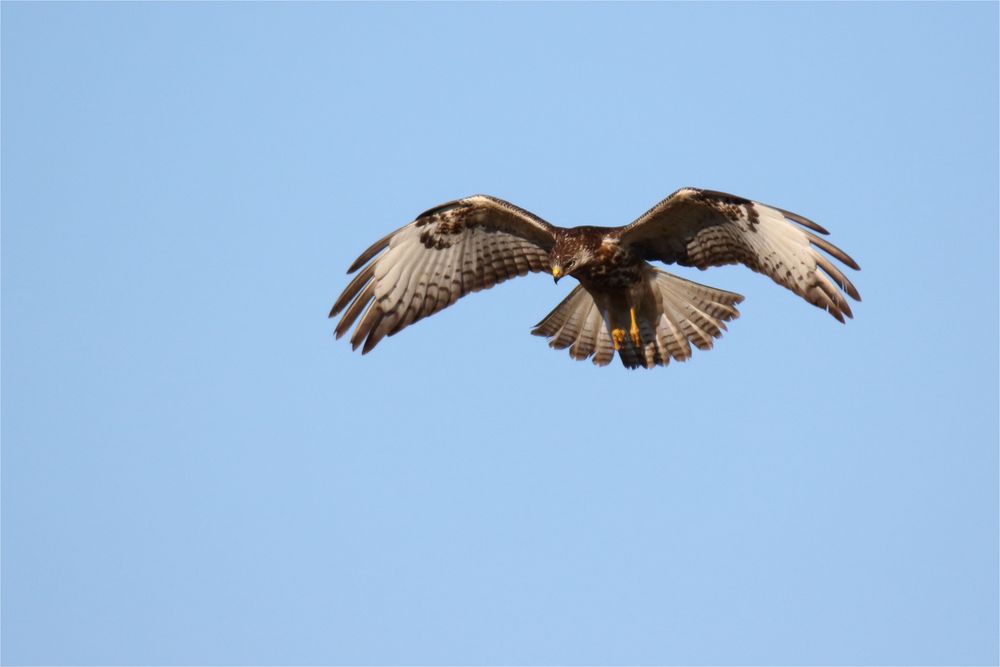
[[551, 265, 562, 283]]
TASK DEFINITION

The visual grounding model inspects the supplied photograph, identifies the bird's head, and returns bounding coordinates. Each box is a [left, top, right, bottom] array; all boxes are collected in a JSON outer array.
[[549, 230, 598, 283]]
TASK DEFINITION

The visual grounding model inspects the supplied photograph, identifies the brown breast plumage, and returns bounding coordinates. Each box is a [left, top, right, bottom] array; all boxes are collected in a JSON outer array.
[[579, 238, 643, 289]]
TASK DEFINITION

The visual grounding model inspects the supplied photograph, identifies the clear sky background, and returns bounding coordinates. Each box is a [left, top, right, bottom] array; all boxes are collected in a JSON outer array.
[[2, 3, 997, 665]]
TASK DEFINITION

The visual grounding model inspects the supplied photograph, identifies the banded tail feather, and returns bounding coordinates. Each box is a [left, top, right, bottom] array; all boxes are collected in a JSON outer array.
[[532, 269, 744, 369]]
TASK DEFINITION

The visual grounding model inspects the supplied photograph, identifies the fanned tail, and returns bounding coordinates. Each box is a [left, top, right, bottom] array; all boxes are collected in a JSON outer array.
[[622, 270, 744, 369], [531, 270, 744, 369], [531, 285, 616, 366]]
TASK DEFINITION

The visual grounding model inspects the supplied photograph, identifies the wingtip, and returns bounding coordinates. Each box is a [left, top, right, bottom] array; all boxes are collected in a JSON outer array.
[[329, 300, 347, 319], [780, 208, 830, 235]]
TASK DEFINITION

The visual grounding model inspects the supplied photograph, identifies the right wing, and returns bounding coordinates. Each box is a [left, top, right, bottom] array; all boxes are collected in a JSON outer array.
[[617, 188, 860, 322]]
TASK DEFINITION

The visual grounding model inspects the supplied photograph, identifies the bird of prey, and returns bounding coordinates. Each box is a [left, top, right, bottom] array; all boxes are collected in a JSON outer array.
[[330, 188, 860, 369]]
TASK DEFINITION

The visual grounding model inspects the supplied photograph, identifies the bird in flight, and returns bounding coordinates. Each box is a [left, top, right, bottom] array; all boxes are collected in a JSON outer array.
[[330, 188, 860, 369]]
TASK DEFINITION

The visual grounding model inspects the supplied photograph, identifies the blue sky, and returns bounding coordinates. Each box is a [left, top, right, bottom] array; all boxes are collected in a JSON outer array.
[[2, 2, 997, 665]]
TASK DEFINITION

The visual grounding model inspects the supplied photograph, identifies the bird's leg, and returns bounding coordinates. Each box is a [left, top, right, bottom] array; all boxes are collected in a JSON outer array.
[[609, 309, 627, 351], [611, 327, 626, 351], [629, 307, 641, 347]]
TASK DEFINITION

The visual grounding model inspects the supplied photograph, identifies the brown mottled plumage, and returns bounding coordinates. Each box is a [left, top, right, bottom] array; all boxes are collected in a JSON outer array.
[[330, 188, 861, 369]]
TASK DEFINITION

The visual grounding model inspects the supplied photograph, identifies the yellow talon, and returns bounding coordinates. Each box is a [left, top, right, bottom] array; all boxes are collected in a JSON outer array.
[[611, 328, 626, 351], [629, 307, 641, 347]]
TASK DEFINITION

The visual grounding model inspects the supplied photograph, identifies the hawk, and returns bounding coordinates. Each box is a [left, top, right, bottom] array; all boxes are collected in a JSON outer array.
[[330, 188, 861, 369]]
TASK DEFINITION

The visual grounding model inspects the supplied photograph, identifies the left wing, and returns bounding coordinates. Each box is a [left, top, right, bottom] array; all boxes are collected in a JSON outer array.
[[616, 188, 861, 322], [330, 195, 555, 353]]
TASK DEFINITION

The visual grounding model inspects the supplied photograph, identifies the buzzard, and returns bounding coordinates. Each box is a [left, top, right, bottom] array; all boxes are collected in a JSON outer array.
[[330, 188, 860, 369]]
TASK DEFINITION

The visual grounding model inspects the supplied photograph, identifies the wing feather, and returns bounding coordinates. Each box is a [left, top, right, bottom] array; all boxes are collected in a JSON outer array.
[[331, 195, 555, 353], [335, 282, 374, 339], [618, 188, 861, 321], [330, 262, 375, 318]]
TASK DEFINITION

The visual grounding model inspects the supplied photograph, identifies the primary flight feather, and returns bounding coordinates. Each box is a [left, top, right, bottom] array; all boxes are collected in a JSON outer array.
[[330, 188, 861, 369]]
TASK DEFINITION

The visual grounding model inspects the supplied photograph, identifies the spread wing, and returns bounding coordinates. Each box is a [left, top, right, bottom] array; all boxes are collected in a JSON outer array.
[[330, 195, 556, 353], [617, 188, 861, 322]]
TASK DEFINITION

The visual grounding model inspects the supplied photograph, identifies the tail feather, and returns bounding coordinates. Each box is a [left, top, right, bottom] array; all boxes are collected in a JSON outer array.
[[592, 324, 615, 366], [658, 304, 692, 363], [532, 287, 584, 339], [531, 269, 744, 369], [616, 328, 645, 369], [637, 316, 665, 368], [569, 305, 602, 360]]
